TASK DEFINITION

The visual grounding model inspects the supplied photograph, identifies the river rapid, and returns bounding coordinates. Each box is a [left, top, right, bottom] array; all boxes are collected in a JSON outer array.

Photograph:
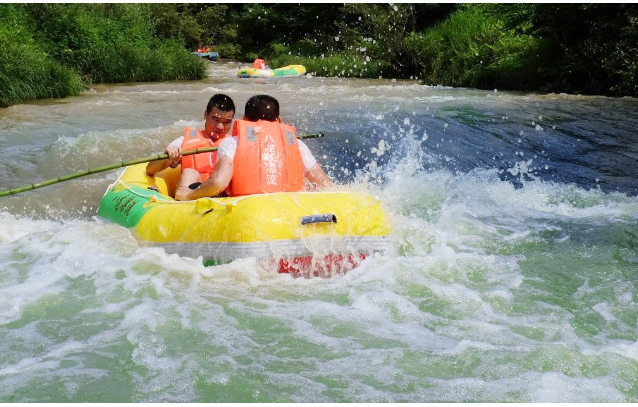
[[1, 60, 638, 402]]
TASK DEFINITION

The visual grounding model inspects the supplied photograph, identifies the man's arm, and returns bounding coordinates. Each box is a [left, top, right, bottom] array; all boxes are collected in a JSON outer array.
[[146, 145, 182, 176], [179, 155, 234, 200], [296, 139, 333, 190], [305, 163, 334, 190], [174, 168, 203, 201], [146, 159, 171, 176]]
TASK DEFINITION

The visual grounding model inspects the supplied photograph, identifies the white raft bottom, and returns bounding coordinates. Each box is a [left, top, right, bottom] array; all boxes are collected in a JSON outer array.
[[149, 235, 392, 277]]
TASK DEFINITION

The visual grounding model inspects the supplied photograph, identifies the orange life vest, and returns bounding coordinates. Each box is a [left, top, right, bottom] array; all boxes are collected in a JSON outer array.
[[179, 127, 224, 182], [227, 120, 304, 196], [252, 59, 266, 69]]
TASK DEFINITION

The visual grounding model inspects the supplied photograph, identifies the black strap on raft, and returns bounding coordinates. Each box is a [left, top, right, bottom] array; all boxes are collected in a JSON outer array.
[[301, 214, 337, 225]]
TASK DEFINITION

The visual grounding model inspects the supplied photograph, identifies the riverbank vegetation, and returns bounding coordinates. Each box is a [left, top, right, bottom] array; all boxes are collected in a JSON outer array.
[[2, 4, 638, 107], [0, 4, 206, 107], [235, 4, 638, 97]]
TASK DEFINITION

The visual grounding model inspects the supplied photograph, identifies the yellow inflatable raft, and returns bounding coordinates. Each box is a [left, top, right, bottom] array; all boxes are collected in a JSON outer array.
[[97, 163, 391, 276], [237, 65, 306, 78]]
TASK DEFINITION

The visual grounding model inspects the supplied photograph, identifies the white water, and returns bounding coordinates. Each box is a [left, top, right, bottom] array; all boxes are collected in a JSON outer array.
[[1, 61, 638, 402]]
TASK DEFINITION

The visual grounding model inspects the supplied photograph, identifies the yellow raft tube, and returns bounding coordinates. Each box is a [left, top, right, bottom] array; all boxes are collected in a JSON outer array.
[[97, 164, 391, 276], [237, 65, 306, 78]]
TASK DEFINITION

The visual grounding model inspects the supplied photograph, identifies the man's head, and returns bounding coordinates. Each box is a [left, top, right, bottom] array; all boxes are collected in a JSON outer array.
[[204, 93, 235, 139], [244, 94, 279, 122], [206, 93, 235, 115]]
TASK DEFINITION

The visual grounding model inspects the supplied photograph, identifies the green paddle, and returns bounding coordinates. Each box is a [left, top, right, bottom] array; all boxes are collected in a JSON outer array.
[[0, 132, 324, 197]]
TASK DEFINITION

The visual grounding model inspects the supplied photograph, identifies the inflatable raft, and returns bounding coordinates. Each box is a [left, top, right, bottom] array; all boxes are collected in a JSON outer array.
[[97, 163, 390, 276], [191, 51, 219, 61], [237, 64, 306, 78]]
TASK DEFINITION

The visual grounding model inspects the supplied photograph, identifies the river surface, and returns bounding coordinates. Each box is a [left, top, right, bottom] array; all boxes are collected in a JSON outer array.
[[1, 60, 638, 402]]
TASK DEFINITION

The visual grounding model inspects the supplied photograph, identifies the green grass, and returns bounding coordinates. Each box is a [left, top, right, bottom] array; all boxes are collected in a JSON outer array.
[[266, 43, 396, 79], [0, 4, 206, 107], [0, 5, 84, 106], [403, 6, 551, 91]]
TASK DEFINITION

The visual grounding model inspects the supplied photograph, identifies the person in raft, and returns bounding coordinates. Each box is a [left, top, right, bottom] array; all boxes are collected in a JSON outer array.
[[252, 55, 267, 70], [145, 93, 236, 200], [179, 94, 334, 201]]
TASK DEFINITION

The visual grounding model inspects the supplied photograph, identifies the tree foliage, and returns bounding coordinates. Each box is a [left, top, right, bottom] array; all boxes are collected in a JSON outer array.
[[2, 2, 638, 107], [215, 3, 638, 96], [0, 3, 206, 106], [477, 4, 638, 95], [0, 4, 83, 107]]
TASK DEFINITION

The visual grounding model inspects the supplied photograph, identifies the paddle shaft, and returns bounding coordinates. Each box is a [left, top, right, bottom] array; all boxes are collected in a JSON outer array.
[[0, 132, 324, 197]]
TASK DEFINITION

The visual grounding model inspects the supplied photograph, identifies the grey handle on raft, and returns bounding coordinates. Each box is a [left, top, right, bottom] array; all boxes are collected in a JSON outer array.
[[301, 214, 337, 225]]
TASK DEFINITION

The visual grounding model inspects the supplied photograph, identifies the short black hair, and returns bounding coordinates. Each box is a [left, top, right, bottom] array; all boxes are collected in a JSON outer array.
[[206, 93, 235, 114], [244, 94, 279, 121]]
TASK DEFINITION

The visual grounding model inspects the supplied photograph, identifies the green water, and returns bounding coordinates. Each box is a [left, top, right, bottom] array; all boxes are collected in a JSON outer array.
[[1, 61, 638, 402]]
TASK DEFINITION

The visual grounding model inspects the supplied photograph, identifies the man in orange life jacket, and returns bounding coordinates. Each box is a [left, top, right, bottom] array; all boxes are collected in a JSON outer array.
[[180, 94, 333, 200], [145, 93, 236, 200], [252, 56, 267, 70]]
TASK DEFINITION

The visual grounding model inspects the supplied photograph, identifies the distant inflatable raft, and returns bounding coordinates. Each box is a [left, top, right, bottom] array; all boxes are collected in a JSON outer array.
[[237, 65, 306, 78], [191, 51, 219, 61]]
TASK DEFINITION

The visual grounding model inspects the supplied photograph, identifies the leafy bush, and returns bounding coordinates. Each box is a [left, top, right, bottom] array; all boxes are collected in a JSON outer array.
[[0, 4, 207, 106], [23, 4, 206, 84], [289, 39, 321, 58], [212, 43, 241, 59], [405, 6, 557, 91], [406, 7, 500, 87], [0, 4, 84, 107]]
